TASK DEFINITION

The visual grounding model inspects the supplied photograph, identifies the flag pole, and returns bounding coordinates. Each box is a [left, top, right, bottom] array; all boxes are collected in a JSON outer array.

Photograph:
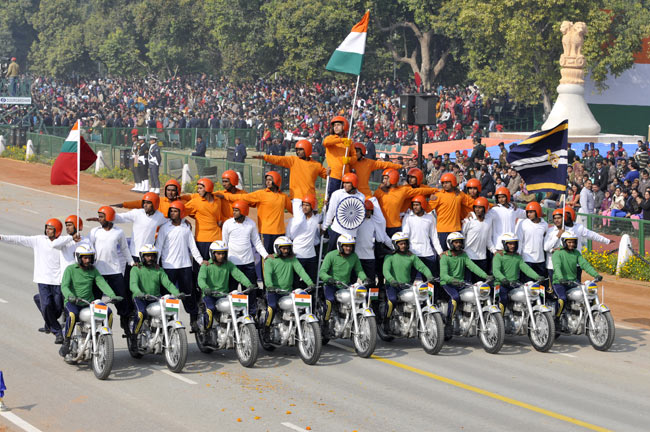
[[561, 194, 566, 230], [340, 74, 361, 180], [77, 120, 81, 231]]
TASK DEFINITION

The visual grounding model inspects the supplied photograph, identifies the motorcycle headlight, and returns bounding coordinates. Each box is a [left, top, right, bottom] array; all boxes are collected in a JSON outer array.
[[527, 283, 542, 297], [478, 283, 490, 299], [586, 282, 598, 296], [417, 283, 429, 300], [355, 286, 368, 299]]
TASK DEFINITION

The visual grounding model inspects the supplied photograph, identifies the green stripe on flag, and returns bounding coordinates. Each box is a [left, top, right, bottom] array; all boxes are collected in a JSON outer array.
[[61, 140, 77, 153], [326, 50, 364, 75]]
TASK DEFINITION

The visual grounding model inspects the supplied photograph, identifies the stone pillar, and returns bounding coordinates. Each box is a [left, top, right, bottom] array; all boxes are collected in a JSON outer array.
[[542, 21, 601, 135]]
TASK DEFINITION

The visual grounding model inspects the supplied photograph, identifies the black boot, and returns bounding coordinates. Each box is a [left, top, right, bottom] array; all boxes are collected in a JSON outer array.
[[54, 333, 63, 344], [39, 324, 51, 334], [190, 314, 198, 333], [58, 338, 70, 357]]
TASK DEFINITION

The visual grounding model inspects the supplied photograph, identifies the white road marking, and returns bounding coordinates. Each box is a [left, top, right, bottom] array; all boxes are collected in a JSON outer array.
[[0, 298, 8, 304], [0, 411, 44, 432], [22, 208, 38, 214], [0, 181, 101, 205], [281, 422, 309, 432], [558, 353, 577, 358], [616, 324, 650, 333], [158, 369, 197, 385]]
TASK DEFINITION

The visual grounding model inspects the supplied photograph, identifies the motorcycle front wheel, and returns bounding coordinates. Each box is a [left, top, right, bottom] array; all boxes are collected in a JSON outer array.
[[353, 316, 377, 358], [92, 334, 114, 380], [587, 310, 615, 351], [236, 323, 259, 368], [420, 313, 445, 355], [298, 321, 322, 365], [194, 314, 214, 354], [528, 311, 555, 352], [479, 312, 505, 354], [165, 328, 188, 373]]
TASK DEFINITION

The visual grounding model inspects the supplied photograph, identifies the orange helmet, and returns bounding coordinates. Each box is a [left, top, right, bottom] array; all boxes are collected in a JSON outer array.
[[330, 116, 349, 134], [342, 173, 358, 188], [495, 187, 511, 203], [525, 201, 543, 218], [232, 200, 249, 216], [44, 218, 63, 238], [411, 195, 428, 207], [383, 169, 400, 185], [564, 206, 576, 222], [164, 178, 181, 192], [407, 168, 424, 186], [354, 142, 366, 155], [302, 193, 317, 210], [197, 177, 214, 193], [98, 206, 116, 222], [473, 197, 489, 211], [142, 192, 160, 210], [168, 200, 186, 218], [364, 199, 374, 210], [466, 178, 482, 192], [221, 170, 239, 186], [65, 215, 83, 231], [552, 208, 564, 218], [295, 140, 312, 157], [266, 171, 282, 187], [440, 173, 458, 187]]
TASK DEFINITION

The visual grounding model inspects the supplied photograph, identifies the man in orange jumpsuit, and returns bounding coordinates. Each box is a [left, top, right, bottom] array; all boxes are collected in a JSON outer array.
[[219, 170, 249, 219], [429, 173, 475, 250], [253, 139, 326, 224], [217, 171, 292, 254], [112, 178, 191, 216], [374, 169, 438, 237], [323, 116, 357, 201], [184, 178, 223, 257]]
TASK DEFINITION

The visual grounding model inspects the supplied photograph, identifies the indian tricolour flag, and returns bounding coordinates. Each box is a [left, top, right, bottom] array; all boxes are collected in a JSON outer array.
[[165, 298, 180, 313], [294, 293, 311, 308], [92, 303, 108, 319], [584, 36, 650, 138], [231, 294, 248, 308], [50, 120, 97, 185], [326, 11, 369, 76]]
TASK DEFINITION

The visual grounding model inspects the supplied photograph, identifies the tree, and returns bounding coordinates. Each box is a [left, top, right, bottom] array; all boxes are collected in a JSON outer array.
[[456, 0, 650, 115], [97, 29, 141, 76], [29, 0, 94, 77], [374, 0, 460, 90], [203, 0, 273, 80]]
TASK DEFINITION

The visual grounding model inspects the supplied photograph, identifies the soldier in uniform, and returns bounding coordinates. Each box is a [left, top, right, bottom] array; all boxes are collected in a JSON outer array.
[[148, 135, 161, 194], [137, 135, 149, 193]]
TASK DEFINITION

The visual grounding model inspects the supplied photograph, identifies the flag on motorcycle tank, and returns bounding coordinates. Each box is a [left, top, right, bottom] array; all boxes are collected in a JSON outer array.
[[506, 120, 568, 193], [231, 294, 248, 308], [50, 120, 97, 185], [326, 10, 369, 76]]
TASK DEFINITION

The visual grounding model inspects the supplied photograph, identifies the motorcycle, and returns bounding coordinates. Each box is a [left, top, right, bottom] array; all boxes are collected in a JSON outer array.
[[318, 282, 377, 358], [501, 281, 555, 352], [377, 281, 445, 355], [436, 281, 505, 354], [554, 279, 615, 351], [195, 289, 259, 368], [127, 294, 188, 373], [62, 298, 116, 380], [259, 289, 322, 365]]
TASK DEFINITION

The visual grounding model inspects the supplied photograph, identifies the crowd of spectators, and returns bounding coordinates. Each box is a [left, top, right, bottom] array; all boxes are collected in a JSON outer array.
[[3, 74, 649, 223]]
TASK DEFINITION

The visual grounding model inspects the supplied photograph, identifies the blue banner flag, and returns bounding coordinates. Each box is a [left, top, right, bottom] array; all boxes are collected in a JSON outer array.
[[0, 370, 5, 398], [506, 120, 569, 193]]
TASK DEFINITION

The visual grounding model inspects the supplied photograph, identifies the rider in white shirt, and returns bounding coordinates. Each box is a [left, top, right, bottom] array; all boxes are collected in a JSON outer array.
[[402, 195, 443, 278], [462, 197, 496, 281]]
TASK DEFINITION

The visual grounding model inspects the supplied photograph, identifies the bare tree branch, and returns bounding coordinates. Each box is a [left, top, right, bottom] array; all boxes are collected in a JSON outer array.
[[378, 21, 423, 40]]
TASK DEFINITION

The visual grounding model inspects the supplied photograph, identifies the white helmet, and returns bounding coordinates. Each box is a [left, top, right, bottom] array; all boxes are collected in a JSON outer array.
[[209, 240, 228, 259], [446, 232, 465, 251], [138, 244, 159, 262], [273, 236, 293, 256], [391, 231, 409, 251], [75, 244, 95, 265], [336, 233, 356, 254], [500, 232, 519, 250], [560, 231, 578, 248]]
